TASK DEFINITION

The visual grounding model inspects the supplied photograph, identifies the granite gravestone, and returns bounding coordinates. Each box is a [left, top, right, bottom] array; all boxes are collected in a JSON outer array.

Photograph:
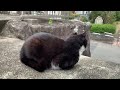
[[95, 16, 103, 24]]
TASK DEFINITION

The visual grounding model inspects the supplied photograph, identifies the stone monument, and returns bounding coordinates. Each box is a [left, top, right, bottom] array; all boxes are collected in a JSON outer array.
[[95, 16, 103, 24]]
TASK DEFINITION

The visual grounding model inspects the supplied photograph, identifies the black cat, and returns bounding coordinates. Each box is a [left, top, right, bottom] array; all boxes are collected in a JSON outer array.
[[20, 32, 87, 72]]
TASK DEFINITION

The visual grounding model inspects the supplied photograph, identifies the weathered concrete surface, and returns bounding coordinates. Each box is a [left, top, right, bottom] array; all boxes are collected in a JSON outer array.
[[0, 37, 120, 79]]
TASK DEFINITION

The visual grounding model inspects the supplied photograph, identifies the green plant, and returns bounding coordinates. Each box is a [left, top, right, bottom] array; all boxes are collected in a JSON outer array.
[[91, 24, 116, 34], [48, 18, 53, 25], [89, 11, 102, 23], [115, 11, 120, 21], [102, 11, 116, 24], [80, 16, 88, 22], [89, 11, 116, 24], [62, 13, 80, 20]]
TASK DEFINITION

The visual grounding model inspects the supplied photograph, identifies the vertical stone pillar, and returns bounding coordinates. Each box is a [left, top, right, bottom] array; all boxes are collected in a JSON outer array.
[[21, 11, 24, 15], [82, 22, 91, 57]]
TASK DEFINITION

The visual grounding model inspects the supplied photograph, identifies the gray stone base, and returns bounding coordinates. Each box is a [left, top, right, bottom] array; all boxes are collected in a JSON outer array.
[[0, 37, 120, 79]]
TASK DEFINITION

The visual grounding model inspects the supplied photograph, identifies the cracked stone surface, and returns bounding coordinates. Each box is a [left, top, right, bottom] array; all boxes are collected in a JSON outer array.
[[0, 37, 120, 79]]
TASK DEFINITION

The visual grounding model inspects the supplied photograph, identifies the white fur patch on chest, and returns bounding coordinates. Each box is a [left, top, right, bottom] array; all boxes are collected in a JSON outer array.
[[50, 62, 60, 70]]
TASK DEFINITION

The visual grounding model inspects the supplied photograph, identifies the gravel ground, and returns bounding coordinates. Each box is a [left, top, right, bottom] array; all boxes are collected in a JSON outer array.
[[0, 37, 120, 79]]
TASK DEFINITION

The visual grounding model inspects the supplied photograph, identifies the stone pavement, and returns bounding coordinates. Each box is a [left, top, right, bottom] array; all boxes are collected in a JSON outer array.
[[0, 37, 120, 79], [89, 40, 120, 64]]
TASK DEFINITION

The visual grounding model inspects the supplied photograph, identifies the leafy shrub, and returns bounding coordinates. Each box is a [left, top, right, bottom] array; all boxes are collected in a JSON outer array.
[[62, 13, 80, 20], [89, 11, 102, 23], [89, 11, 116, 24], [115, 11, 120, 21], [62, 16, 73, 20], [48, 18, 53, 25], [80, 16, 88, 22], [91, 24, 116, 34]]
